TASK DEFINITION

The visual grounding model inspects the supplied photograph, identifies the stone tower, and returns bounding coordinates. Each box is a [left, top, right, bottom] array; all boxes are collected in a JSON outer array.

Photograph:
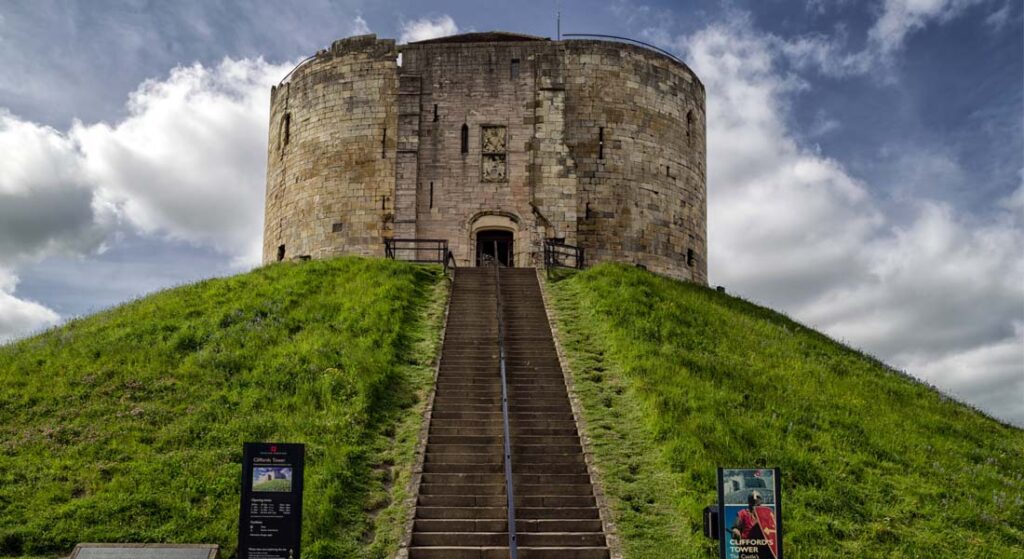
[[263, 32, 707, 283]]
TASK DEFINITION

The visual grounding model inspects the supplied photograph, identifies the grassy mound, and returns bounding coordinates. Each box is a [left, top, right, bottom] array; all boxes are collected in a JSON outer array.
[[0, 257, 447, 559], [546, 264, 1023, 558]]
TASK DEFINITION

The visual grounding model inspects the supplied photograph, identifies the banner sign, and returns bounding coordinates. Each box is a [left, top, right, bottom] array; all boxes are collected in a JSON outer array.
[[717, 468, 783, 559], [239, 443, 305, 559]]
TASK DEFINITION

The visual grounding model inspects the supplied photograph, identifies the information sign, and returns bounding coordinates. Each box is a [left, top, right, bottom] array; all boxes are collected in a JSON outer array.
[[717, 468, 783, 559], [238, 443, 304, 559]]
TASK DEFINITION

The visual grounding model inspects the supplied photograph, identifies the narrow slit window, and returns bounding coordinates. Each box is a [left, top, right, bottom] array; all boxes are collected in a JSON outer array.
[[666, 165, 671, 177], [429, 181, 434, 208], [381, 195, 386, 210], [461, 124, 469, 154], [381, 128, 387, 158], [686, 110, 694, 144], [277, 244, 286, 262], [510, 58, 520, 79], [687, 248, 695, 267], [598, 127, 605, 160], [283, 113, 291, 146], [433, 104, 439, 122]]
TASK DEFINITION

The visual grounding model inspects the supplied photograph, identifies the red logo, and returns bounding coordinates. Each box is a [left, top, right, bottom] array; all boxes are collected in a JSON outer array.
[[270, 445, 278, 453]]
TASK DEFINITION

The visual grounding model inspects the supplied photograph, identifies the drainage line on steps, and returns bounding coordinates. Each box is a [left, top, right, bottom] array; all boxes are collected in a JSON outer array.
[[494, 264, 519, 558]]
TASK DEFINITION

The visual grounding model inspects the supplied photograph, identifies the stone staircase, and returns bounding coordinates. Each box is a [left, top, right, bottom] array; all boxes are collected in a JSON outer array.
[[408, 267, 609, 559]]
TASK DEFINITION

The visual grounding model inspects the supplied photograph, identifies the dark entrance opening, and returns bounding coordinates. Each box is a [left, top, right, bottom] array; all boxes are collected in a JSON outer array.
[[476, 230, 514, 267]]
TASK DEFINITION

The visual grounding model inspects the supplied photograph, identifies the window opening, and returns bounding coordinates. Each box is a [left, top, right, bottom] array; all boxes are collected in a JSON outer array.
[[332, 222, 344, 233], [461, 124, 469, 154], [381, 128, 387, 158], [283, 113, 291, 146], [686, 111, 694, 144], [510, 59, 520, 79], [598, 127, 605, 160], [433, 104, 439, 122], [277, 245, 286, 262], [429, 181, 434, 208], [687, 248, 695, 267]]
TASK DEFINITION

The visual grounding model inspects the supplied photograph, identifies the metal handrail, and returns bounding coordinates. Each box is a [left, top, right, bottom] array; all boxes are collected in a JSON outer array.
[[562, 33, 684, 65], [544, 240, 585, 270], [493, 262, 519, 558], [384, 238, 452, 270], [277, 54, 317, 86]]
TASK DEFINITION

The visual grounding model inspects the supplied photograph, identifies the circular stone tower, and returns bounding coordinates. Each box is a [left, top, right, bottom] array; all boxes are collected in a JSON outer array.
[[263, 32, 707, 283]]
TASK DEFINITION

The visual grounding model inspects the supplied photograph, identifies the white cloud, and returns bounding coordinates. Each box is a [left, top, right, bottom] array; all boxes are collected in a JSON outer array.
[[684, 19, 1024, 425], [350, 15, 371, 36], [868, 0, 990, 55], [0, 56, 292, 342], [0, 57, 292, 274], [398, 15, 458, 44], [0, 112, 110, 261], [902, 324, 1024, 426], [0, 267, 60, 344], [984, 2, 1013, 30], [73, 57, 291, 266]]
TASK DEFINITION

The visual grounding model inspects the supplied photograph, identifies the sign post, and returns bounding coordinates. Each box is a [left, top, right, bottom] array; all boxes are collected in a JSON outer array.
[[717, 468, 783, 559], [239, 443, 304, 559]]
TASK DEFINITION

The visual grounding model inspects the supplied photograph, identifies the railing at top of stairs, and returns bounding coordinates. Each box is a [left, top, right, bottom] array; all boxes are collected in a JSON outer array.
[[383, 238, 455, 271], [543, 240, 584, 271]]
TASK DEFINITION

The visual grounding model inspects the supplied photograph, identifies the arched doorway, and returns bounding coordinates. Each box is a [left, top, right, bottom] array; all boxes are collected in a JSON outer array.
[[476, 230, 514, 267], [468, 212, 521, 268]]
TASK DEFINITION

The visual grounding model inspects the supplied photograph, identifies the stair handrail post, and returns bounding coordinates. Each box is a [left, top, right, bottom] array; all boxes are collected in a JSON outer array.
[[494, 261, 519, 558]]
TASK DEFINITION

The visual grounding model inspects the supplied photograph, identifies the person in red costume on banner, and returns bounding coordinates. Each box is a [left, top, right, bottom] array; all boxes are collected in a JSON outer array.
[[730, 491, 779, 559]]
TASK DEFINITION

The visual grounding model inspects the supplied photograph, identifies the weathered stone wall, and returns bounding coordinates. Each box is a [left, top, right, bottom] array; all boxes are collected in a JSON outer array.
[[262, 33, 707, 283], [399, 40, 561, 268], [263, 35, 398, 263], [564, 41, 707, 283]]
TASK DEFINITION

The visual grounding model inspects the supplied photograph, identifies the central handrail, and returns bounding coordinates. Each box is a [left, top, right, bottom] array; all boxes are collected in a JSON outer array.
[[494, 263, 519, 558]]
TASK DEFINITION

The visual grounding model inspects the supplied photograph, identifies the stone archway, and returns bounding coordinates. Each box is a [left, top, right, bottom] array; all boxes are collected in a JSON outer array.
[[476, 229, 514, 267], [468, 212, 523, 268]]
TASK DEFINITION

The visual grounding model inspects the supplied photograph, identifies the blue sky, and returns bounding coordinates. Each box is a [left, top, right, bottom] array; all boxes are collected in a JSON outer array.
[[0, 0, 1021, 425]]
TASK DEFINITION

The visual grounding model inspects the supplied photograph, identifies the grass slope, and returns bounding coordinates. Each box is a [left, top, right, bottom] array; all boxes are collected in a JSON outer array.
[[546, 264, 1024, 558], [0, 257, 447, 559]]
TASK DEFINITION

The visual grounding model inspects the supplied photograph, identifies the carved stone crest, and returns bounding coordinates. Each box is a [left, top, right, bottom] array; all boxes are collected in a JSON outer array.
[[482, 154, 507, 182], [481, 126, 507, 182], [481, 126, 506, 154]]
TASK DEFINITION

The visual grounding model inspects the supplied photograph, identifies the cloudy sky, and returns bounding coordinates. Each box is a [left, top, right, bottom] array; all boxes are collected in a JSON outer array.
[[0, 0, 1021, 425]]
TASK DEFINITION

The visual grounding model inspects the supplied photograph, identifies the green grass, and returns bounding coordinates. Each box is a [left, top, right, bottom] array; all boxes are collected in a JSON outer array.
[[545, 263, 1024, 559], [0, 257, 448, 559], [252, 479, 292, 492]]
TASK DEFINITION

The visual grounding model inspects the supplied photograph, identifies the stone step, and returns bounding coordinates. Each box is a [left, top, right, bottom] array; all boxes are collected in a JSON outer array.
[[419, 483, 506, 495], [414, 518, 603, 533], [417, 495, 596, 508], [415, 506, 507, 520], [411, 269, 607, 559], [420, 473, 594, 486], [411, 532, 606, 547], [408, 547, 609, 559]]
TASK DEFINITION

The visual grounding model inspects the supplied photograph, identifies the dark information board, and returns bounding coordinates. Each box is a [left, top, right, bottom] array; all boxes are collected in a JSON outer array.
[[717, 468, 783, 559], [239, 443, 304, 559]]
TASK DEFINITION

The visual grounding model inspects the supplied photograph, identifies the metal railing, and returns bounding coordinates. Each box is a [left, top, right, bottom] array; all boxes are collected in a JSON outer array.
[[383, 238, 454, 270], [562, 33, 685, 66], [493, 263, 519, 558], [544, 240, 585, 270]]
